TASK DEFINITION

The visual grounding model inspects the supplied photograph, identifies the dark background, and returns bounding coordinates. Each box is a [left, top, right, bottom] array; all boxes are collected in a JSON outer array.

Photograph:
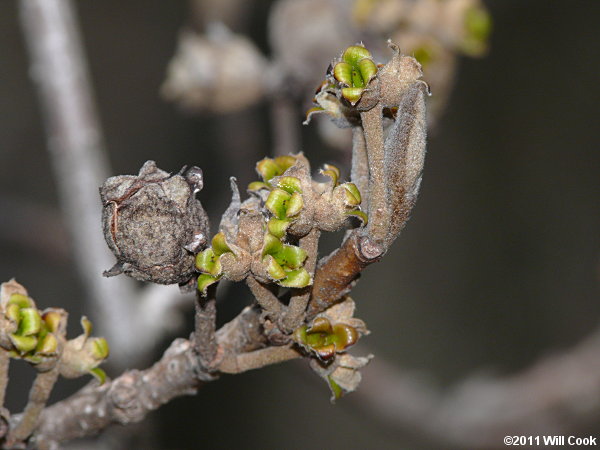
[[1, 1, 599, 448]]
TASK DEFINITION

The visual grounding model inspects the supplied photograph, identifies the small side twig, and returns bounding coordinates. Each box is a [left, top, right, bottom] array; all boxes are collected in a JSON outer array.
[[282, 228, 320, 331], [246, 276, 284, 317], [192, 286, 218, 371], [218, 345, 301, 374], [9, 366, 60, 444]]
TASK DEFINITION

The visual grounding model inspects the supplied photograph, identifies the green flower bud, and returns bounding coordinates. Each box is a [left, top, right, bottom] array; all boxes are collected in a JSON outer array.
[[5, 303, 20, 323], [342, 183, 362, 206], [265, 189, 303, 220], [273, 176, 302, 194], [43, 311, 63, 333], [333, 45, 378, 105], [17, 308, 42, 337], [320, 164, 340, 186], [9, 334, 38, 354], [277, 268, 311, 288], [293, 315, 361, 361], [211, 232, 233, 256], [261, 234, 311, 288], [264, 255, 286, 281], [345, 209, 368, 225], [60, 317, 109, 382], [256, 155, 297, 183], [196, 248, 222, 276], [327, 376, 343, 400], [247, 181, 270, 192], [195, 232, 235, 279], [267, 218, 291, 239], [197, 273, 221, 295], [8, 293, 33, 309], [36, 333, 58, 355], [90, 337, 110, 359], [89, 367, 107, 385]]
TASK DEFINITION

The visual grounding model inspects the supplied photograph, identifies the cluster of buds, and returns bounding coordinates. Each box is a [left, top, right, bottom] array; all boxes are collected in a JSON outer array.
[[293, 297, 367, 361], [0, 293, 62, 368], [293, 316, 360, 361], [307, 42, 428, 127], [0, 280, 109, 382], [293, 297, 371, 401], [195, 154, 367, 295]]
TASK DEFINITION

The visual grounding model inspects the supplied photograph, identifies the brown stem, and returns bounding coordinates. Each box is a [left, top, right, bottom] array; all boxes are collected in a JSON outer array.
[[306, 231, 384, 319], [192, 286, 218, 371], [246, 276, 284, 317], [360, 104, 387, 244], [282, 228, 320, 331], [9, 366, 60, 444]]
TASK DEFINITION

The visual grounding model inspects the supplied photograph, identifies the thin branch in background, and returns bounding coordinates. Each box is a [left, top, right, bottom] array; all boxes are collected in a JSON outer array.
[[18, 0, 192, 368], [270, 95, 301, 156], [18, 0, 135, 362], [8, 366, 60, 445], [282, 228, 320, 331], [355, 325, 600, 448]]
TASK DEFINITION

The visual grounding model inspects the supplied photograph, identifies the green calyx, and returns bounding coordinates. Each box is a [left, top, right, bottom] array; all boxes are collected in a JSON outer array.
[[196, 232, 235, 277], [59, 316, 110, 384], [327, 376, 343, 400], [265, 188, 303, 220], [197, 273, 221, 295], [264, 177, 303, 239], [293, 316, 359, 361], [195, 232, 236, 295], [334, 181, 367, 225], [4, 293, 51, 356], [321, 164, 341, 187], [249, 156, 298, 191], [333, 45, 378, 105], [261, 234, 311, 288]]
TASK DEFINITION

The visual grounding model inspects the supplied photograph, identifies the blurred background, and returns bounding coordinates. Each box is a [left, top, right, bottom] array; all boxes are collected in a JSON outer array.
[[1, 0, 599, 448]]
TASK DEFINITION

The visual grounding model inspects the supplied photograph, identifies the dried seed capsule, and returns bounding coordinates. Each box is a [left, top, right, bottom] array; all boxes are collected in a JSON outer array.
[[100, 161, 209, 285]]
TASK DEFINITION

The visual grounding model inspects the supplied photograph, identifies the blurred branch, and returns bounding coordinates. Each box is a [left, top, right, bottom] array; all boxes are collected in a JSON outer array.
[[356, 326, 600, 448], [18, 0, 190, 367], [271, 95, 301, 157]]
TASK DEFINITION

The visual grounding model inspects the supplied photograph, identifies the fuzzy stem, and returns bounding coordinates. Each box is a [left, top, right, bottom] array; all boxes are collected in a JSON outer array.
[[219, 345, 301, 374], [193, 287, 218, 371], [282, 228, 320, 331], [360, 104, 387, 243], [246, 276, 284, 317], [351, 126, 370, 211], [10, 366, 60, 444]]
